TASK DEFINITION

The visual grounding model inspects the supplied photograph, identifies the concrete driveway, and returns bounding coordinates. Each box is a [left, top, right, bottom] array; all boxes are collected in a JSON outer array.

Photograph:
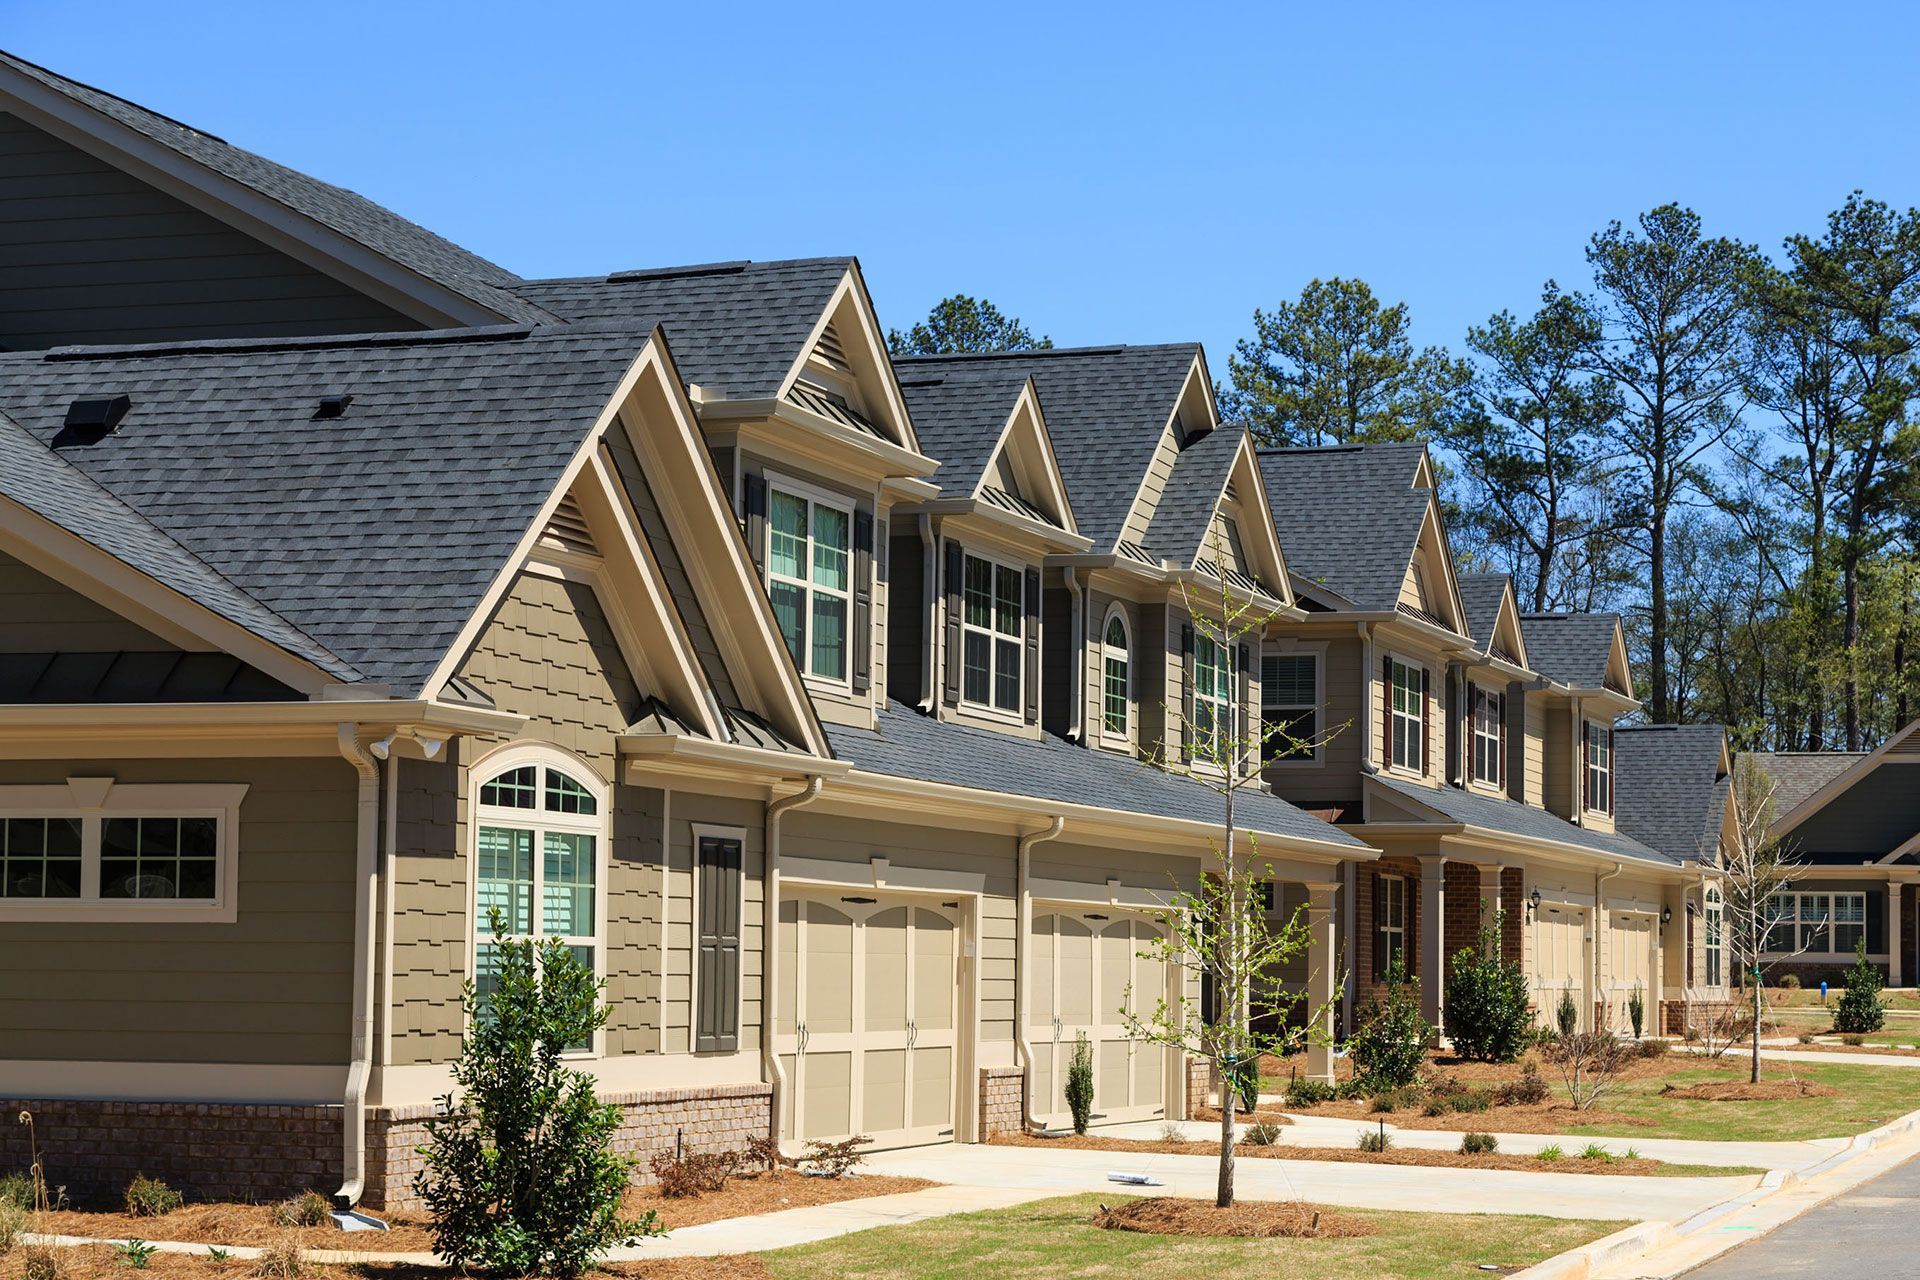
[[1662, 1151, 1920, 1278], [863, 1140, 1760, 1221]]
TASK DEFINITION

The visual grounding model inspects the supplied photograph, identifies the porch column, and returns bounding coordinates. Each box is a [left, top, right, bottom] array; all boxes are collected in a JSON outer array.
[[1477, 864, 1504, 946], [1890, 884, 1905, 988], [1418, 856, 1446, 1035], [1305, 881, 1340, 1083]]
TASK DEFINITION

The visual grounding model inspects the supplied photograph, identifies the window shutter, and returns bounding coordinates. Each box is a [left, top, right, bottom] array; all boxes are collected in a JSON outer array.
[[1237, 643, 1252, 762], [1023, 567, 1042, 725], [1418, 665, 1431, 774], [1371, 871, 1385, 982], [1464, 680, 1477, 785], [942, 540, 964, 704], [743, 472, 767, 575], [695, 835, 743, 1053], [1582, 721, 1593, 810], [1179, 622, 1195, 763], [1495, 692, 1507, 789], [852, 510, 874, 694], [1381, 656, 1392, 768], [1505, 681, 1525, 801], [1606, 728, 1615, 813]]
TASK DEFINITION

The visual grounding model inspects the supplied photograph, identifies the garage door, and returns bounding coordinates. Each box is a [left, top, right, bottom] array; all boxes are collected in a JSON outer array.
[[1607, 913, 1654, 1032], [1027, 908, 1170, 1129], [1530, 902, 1590, 1031], [777, 891, 962, 1149]]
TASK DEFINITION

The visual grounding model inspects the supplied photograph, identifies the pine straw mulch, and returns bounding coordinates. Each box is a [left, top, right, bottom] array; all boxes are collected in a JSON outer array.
[[10, 1245, 777, 1280], [1660, 1079, 1840, 1102], [1091, 1197, 1374, 1239], [991, 1132, 1668, 1176], [31, 1169, 933, 1253]]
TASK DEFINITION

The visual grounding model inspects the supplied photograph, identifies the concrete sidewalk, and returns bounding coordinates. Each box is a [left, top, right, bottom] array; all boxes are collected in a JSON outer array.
[[862, 1140, 1759, 1221], [1680, 1044, 1920, 1068], [1109, 1113, 1843, 1172]]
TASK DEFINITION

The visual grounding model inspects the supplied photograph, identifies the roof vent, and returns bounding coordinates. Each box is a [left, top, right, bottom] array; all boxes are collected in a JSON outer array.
[[314, 394, 354, 419], [64, 394, 130, 434]]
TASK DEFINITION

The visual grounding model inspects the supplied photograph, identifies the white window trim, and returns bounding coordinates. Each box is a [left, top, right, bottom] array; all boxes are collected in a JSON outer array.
[[1385, 652, 1427, 779], [1261, 640, 1326, 768], [0, 778, 247, 923], [1191, 630, 1235, 769], [1098, 603, 1133, 750], [1762, 889, 1870, 958], [1584, 719, 1613, 815], [1469, 683, 1505, 795], [1703, 884, 1724, 988], [958, 546, 1028, 722], [1377, 872, 1407, 974], [467, 743, 612, 1060], [689, 822, 748, 1055], [764, 469, 858, 693]]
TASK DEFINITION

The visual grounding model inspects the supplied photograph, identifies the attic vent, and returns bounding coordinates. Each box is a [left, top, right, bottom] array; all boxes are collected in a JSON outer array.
[[542, 495, 598, 556], [1223, 480, 1239, 503], [812, 323, 850, 370], [314, 395, 353, 419], [64, 394, 130, 433]]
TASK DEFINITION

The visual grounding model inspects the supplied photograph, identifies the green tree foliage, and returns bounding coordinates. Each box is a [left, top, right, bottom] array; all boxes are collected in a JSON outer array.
[[1441, 920, 1533, 1063], [1346, 957, 1432, 1089], [417, 916, 659, 1277], [1833, 940, 1888, 1034], [886, 294, 1052, 356], [1225, 277, 1468, 447], [1065, 1033, 1095, 1135]]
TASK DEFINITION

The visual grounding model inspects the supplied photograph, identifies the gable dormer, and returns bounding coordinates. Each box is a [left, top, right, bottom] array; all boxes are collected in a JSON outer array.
[[1395, 496, 1468, 637], [780, 266, 919, 455], [976, 379, 1077, 537]]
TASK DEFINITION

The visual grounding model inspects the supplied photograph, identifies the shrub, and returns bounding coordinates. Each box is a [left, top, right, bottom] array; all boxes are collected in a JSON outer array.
[[1842, 1033, 1866, 1047], [1447, 1090, 1492, 1114], [1356, 1126, 1391, 1153], [0, 1199, 23, 1255], [118, 1240, 157, 1270], [1778, 974, 1802, 990], [1543, 1032, 1632, 1111], [1833, 941, 1888, 1034], [21, 1243, 65, 1280], [1555, 989, 1579, 1036], [207, 1248, 231, 1263], [1348, 957, 1432, 1090], [1244, 1122, 1286, 1147], [1422, 1098, 1447, 1117], [0, 1174, 31, 1212], [253, 1236, 306, 1280], [1066, 1033, 1095, 1134], [271, 1191, 331, 1229], [743, 1134, 782, 1174], [124, 1176, 182, 1218], [1492, 1061, 1550, 1106], [801, 1136, 869, 1178], [1157, 1122, 1185, 1143], [1443, 923, 1533, 1062], [416, 916, 659, 1278], [1799, 1032, 1815, 1045], [1536, 1143, 1564, 1162], [1637, 1038, 1670, 1060], [1368, 1093, 1396, 1114], [648, 1149, 739, 1198], [1287, 1078, 1336, 1107], [1627, 988, 1645, 1039], [1459, 1132, 1498, 1155], [1580, 1143, 1613, 1161]]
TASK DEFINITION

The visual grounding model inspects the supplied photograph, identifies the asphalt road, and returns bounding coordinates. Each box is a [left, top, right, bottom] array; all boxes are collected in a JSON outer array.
[[1687, 1152, 1920, 1278]]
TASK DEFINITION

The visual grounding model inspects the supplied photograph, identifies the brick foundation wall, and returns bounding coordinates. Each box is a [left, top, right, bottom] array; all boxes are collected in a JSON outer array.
[[977, 1067, 1024, 1141], [1764, 960, 1888, 990], [2, 1099, 338, 1206], [1185, 1056, 1212, 1118], [1660, 998, 1744, 1038]]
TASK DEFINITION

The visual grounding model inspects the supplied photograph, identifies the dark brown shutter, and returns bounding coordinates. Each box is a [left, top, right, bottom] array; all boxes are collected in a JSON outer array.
[[1419, 665, 1431, 774], [942, 540, 964, 704], [743, 472, 767, 575], [1179, 622, 1196, 763], [1023, 567, 1041, 725], [1381, 656, 1392, 768], [1583, 721, 1593, 811], [1372, 871, 1387, 982], [852, 510, 874, 694], [1464, 680, 1477, 785], [1505, 681, 1525, 801], [1495, 691, 1507, 789], [1237, 643, 1252, 763], [695, 834, 743, 1053], [1606, 727, 1615, 813]]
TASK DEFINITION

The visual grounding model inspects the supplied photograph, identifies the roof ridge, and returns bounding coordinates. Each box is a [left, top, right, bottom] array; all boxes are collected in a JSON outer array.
[[41, 323, 541, 362], [895, 341, 1198, 364], [0, 46, 216, 139], [1256, 441, 1427, 456]]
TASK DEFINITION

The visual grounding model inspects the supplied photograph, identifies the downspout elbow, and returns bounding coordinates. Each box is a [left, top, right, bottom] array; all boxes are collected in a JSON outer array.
[[333, 725, 382, 1211], [764, 775, 826, 1157], [1015, 815, 1066, 1134]]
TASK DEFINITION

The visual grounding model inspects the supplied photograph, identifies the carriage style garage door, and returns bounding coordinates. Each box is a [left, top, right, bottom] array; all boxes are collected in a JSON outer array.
[[777, 891, 963, 1149], [1531, 901, 1590, 1031], [1606, 912, 1655, 1032], [1027, 908, 1171, 1129]]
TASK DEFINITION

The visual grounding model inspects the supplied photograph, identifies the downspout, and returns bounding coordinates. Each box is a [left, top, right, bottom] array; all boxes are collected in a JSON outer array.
[[1015, 815, 1067, 1133], [917, 514, 937, 712], [333, 725, 382, 1211], [1357, 622, 1377, 775], [1594, 861, 1623, 1031], [1569, 694, 1583, 824], [1064, 568, 1085, 741], [763, 775, 825, 1152], [378, 752, 398, 1073]]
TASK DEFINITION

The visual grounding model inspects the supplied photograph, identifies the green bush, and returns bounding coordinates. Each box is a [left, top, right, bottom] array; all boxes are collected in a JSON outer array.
[[0, 1175, 30, 1212], [1833, 942, 1887, 1034], [1356, 1126, 1391, 1153], [1555, 989, 1579, 1036], [1347, 957, 1432, 1090], [0, 1199, 24, 1256], [123, 1176, 181, 1218], [416, 914, 659, 1277], [1536, 1143, 1564, 1162], [1778, 974, 1802, 990], [1066, 1033, 1095, 1134], [1243, 1122, 1286, 1147], [272, 1190, 331, 1229], [1493, 1061, 1549, 1106], [1459, 1131, 1498, 1155], [1443, 923, 1533, 1062], [1627, 988, 1645, 1039], [1286, 1078, 1336, 1107]]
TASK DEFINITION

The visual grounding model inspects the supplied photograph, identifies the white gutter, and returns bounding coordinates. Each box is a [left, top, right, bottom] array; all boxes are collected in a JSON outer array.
[[1064, 568, 1084, 741], [917, 514, 937, 713], [763, 776, 825, 1153], [1015, 815, 1067, 1133], [332, 724, 382, 1210]]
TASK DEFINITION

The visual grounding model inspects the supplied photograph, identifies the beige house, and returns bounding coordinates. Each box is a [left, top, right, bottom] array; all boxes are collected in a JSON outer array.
[[0, 50, 1733, 1214]]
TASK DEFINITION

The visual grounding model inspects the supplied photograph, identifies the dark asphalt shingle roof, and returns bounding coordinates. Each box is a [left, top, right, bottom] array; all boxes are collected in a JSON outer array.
[[828, 701, 1368, 850], [1615, 724, 1730, 863], [1142, 426, 1244, 568], [1258, 443, 1430, 611], [511, 259, 852, 403], [1519, 613, 1622, 689], [1457, 573, 1513, 654], [898, 344, 1201, 550], [0, 50, 545, 326], [0, 322, 660, 695], [1744, 752, 1867, 820], [893, 363, 1033, 497], [1370, 774, 1677, 866]]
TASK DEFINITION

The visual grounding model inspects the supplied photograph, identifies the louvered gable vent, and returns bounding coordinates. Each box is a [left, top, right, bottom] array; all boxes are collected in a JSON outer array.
[[811, 322, 850, 371], [542, 494, 597, 555]]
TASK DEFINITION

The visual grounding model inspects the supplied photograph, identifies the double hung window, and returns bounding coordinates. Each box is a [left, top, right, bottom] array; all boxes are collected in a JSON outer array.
[[767, 484, 853, 683], [962, 553, 1023, 713]]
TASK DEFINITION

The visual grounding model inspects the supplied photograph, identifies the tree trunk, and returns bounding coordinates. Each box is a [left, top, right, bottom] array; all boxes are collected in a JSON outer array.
[[1650, 507, 1669, 721], [1217, 1067, 1236, 1207], [1843, 552, 1862, 751], [1750, 977, 1762, 1085]]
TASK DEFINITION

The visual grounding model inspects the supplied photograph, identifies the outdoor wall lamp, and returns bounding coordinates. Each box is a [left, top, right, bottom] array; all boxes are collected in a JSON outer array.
[[1661, 905, 1673, 927], [1527, 887, 1542, 918]]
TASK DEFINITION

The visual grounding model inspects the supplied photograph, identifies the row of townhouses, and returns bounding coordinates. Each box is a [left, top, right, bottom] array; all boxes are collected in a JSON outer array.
[[0, 51, 1910, 1213]]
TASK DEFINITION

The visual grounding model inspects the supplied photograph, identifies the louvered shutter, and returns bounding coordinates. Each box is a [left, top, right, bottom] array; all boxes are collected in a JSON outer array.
[[852, 511, 874, 694], [1419, 665, 1431, 774], [1464, 681, 1477, 784], [1023, 567, 1042, 725], [1237, 643, 1252, 765], [1606, 727, 1615, 813], [694, 834, 743, 1053], [1179, 622, 1196, 763], [1381, 656, 1392, 769], [1583, 721, 1593, 811], [942, 540, 964, 704], [1372, 871, 1387, 982], [743, 472, 767, 575], [1495, 691, 1507, 789]]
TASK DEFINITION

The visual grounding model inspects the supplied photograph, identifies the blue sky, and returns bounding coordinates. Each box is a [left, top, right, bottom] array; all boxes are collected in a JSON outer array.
[[11, 2, 1918, 376]]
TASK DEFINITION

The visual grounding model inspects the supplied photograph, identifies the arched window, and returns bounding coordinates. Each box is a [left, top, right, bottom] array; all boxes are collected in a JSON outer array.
[[1101, 608, 1131, 742], [472, 748, 608, 1052], [1704, 886, 1724, 989]]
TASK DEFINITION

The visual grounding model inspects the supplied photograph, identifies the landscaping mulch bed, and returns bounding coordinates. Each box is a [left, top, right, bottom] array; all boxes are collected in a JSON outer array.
[[1661, 1079, 1839, 1102], [13, 1245, 777, 1280], [1191, 1106, 1293, 1124], [1091, 1196, 1374, 1239], [633, 1168, 934, 1230], [992, 1132, 1671, 1176]]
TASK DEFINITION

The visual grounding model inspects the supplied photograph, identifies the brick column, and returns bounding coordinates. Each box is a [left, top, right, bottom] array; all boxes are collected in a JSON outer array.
[[1305, 881, 1340, 1083], [1418, 856, 1446, 1036]]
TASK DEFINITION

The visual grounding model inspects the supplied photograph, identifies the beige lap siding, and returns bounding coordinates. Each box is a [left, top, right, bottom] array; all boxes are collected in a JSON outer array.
[[0, 549, 180, 652], [661, 791, 766, 1056], [0, 757, 355, 1066]]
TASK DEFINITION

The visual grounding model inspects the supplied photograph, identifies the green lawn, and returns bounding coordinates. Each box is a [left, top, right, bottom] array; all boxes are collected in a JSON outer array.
[[759, 1194, 1629, 1280], [1766, 988, 1920, 1010], [1566, 1060, 1920, 1142]]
